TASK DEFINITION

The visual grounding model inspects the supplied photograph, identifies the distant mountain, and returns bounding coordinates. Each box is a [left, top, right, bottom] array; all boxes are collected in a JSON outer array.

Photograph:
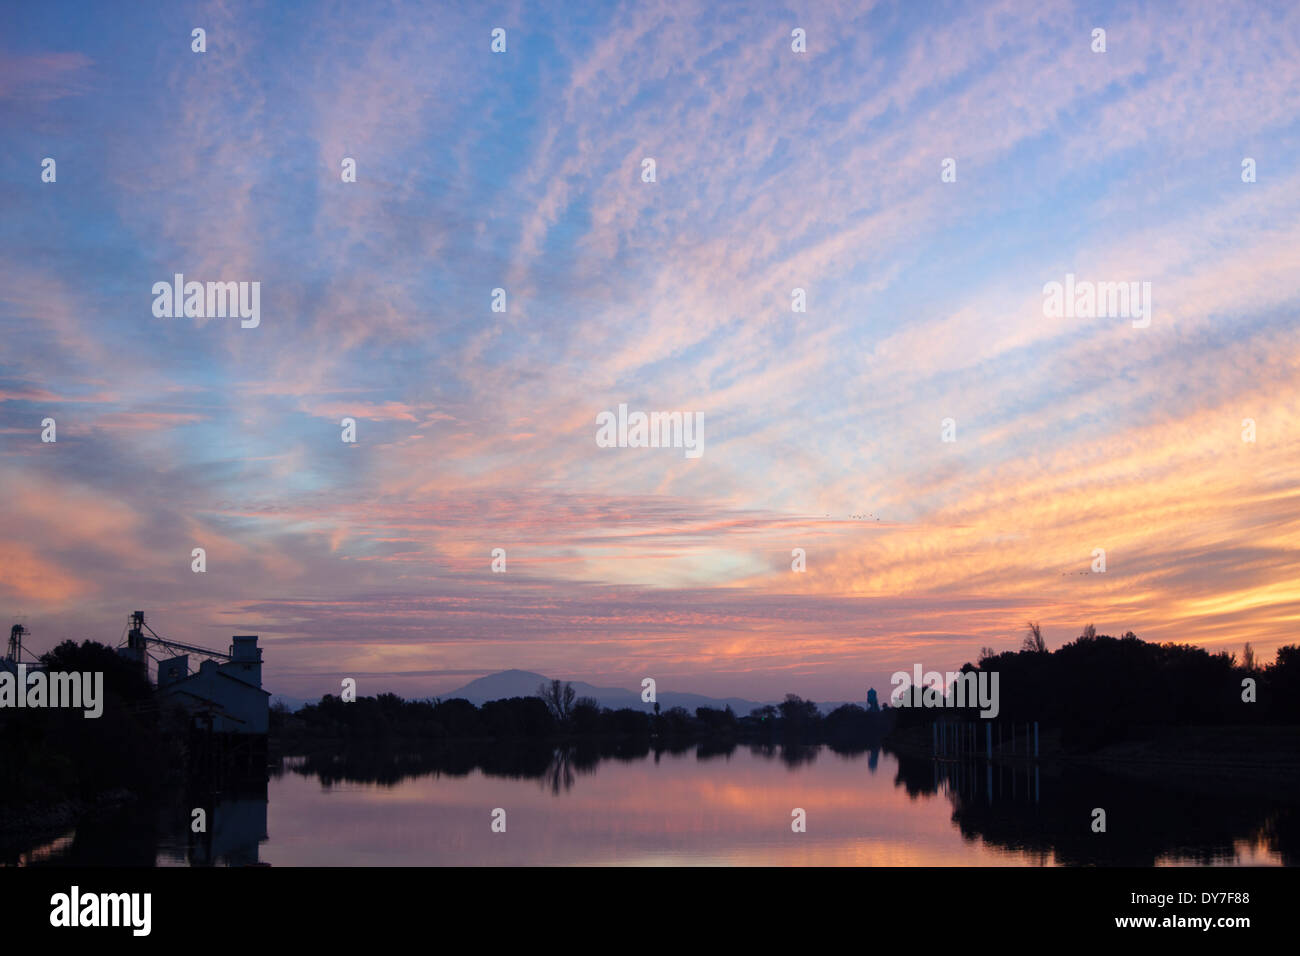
[[442, 669, 766, 715]]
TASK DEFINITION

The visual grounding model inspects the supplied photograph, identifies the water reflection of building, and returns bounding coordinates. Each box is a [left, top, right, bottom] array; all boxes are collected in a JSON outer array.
[[189, 786, 270, 866]]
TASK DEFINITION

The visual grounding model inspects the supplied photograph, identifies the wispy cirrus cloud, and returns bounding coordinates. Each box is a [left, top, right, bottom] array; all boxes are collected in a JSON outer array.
[[2, 0, 1298, 700]]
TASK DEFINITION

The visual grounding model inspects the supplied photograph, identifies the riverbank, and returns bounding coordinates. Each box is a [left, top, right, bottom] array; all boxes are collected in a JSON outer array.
[[885, 724, 1300, 795], [0, 789, 138, 856]]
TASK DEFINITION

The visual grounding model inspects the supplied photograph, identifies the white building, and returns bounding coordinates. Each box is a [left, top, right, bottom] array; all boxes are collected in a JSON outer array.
[[157, 636, 269, 735]]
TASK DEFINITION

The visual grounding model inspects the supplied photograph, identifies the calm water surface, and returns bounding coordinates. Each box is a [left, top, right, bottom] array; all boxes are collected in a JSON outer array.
[[9, 744, 1291, 866]]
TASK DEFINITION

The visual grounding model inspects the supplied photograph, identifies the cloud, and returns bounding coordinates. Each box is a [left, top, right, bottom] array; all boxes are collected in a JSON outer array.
[[2, 0, 1298, 698]]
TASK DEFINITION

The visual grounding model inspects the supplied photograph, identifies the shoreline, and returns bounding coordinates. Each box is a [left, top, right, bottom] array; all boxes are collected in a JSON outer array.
[[884, 724, 1300, 795], [0, 788, 137, 847]]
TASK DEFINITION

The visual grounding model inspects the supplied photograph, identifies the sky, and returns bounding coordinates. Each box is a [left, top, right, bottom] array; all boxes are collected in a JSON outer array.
[[1, 0, 1298, 703]]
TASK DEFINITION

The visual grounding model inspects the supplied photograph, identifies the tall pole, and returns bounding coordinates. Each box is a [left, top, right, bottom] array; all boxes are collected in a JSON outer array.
[[6, 624, 24, 662]]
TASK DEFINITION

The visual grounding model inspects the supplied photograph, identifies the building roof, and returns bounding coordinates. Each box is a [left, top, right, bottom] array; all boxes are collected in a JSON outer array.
[[158, 665, 271, 698]]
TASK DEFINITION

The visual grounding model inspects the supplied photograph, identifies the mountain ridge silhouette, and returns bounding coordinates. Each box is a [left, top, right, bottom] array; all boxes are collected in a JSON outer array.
[[444, 668, 768, 714]]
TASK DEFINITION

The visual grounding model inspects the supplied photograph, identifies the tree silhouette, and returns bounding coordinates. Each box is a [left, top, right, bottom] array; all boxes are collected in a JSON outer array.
[[1021, 621, 1046, 653], [537, 679, 576, 723], [778, 694, 820, 733]]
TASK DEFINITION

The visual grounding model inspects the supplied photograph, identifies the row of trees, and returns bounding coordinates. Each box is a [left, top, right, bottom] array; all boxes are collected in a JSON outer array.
[[275, 683, 894, 746], [1, 640, 182, 810], [905, 623, 1300, 751]]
